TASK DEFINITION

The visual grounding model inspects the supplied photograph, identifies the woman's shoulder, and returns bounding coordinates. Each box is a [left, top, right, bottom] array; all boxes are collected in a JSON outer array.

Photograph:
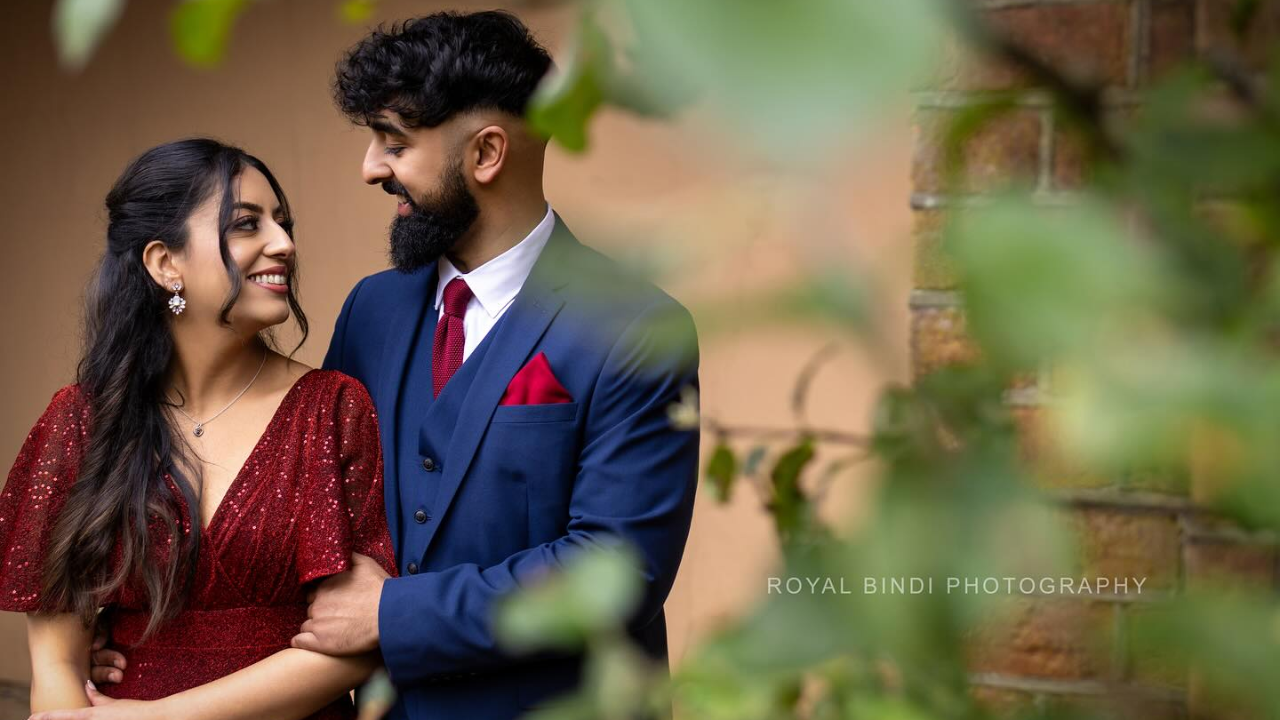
[[285, 366, 376, 418], [35, 383, 91, 427], [294, 368, 371, 399], [11, 383, 92, 473]]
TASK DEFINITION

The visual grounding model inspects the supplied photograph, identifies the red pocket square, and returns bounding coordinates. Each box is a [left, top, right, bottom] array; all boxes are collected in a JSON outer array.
[[500, 352, 574, 406]]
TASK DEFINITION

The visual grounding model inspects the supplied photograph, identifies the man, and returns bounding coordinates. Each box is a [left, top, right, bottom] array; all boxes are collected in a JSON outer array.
[[294, 11, 697, 720], [84, 11, 698, 719]]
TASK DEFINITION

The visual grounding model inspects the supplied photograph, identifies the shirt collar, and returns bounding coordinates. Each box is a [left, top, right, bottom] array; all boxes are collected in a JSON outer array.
[[435, 204, 555, 318]]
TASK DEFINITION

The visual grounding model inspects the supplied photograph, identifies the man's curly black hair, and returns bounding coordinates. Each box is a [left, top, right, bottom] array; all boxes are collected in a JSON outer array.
[[334, 10, 554, 129]]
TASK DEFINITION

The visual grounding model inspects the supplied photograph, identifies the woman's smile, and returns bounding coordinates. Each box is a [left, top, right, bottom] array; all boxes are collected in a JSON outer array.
[[247, 266, 290, 294]]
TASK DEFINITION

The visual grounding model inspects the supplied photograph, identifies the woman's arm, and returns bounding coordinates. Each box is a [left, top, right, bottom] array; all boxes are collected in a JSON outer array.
[[43, 646, 380, 720], [151, 647, 380, 720], [27, 613, 93, 712]]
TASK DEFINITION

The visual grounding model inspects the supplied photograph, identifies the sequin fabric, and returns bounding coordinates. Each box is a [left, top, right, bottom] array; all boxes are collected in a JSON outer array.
[[0, 370, 396, 719]]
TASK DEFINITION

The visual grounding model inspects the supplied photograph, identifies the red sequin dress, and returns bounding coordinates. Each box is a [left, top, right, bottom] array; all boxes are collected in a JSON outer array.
[[0, 369, 397, 720]]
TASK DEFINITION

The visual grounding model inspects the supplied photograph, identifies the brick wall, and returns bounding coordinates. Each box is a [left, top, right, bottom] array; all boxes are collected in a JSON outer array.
[[910, 1, 1280, 717]]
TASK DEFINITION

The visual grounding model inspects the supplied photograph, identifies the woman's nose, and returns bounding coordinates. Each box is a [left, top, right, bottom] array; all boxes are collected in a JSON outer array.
[[265, 223, 295, 259]]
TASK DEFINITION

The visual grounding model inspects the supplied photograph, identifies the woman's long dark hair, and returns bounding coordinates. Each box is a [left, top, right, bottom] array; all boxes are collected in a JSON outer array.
[[40, 138, 308, 637]]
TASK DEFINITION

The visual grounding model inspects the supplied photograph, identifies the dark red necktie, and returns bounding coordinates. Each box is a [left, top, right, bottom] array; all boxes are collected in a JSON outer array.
[[433, 277, 473, 398]]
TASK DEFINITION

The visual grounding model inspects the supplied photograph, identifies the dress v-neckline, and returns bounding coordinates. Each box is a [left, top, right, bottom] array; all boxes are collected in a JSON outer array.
[[196, 369, 317, 535]]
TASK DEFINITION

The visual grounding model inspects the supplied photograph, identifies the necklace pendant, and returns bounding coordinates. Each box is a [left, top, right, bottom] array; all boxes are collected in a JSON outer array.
[[193, 424, 205, 438]]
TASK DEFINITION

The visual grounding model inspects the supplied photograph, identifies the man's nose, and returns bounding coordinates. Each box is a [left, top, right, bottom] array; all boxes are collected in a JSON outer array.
[[362, 144, 392, 185]]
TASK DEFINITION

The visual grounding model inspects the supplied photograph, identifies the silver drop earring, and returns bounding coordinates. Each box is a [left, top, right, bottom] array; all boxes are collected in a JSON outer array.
[[168, 282, 187, 315]]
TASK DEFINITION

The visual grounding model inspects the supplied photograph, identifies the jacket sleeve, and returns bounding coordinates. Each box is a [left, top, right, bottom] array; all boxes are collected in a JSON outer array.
[[376, 299, 700, 684], [323, 276, 369, 373]]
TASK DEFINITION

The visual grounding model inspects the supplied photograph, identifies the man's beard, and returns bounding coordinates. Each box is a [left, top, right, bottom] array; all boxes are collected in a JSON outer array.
[[385, 159, 479, 272]]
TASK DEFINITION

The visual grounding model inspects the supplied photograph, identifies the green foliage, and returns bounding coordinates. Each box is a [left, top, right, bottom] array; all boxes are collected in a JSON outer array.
[[52, 0, 125, 71], [527, 12, 611, 152], [525, 0, 945, 158], [339, 0, 376, 24], [947, 195, 1176, 371], [46, 0, 1280, 718], [705, 441, 737, 503], [170, 0, 250, 68], [501, 3, 1280, 718], [768, 439, 817, 544], [493, 544, 643, 653]]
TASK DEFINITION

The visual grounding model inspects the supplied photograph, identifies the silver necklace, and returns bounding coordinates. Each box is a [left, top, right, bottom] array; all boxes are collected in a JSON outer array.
[[169, 350, 268, 437]]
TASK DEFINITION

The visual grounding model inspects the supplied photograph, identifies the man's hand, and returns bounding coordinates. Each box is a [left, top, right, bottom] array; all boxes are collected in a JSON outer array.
[[27, 681, 162, 720], [292, 553, 389, 656], [89, 622, 126, 685]]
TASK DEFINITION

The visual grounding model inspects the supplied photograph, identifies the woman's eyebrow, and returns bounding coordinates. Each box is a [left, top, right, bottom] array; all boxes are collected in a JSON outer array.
[[233, 201, 265, 214]]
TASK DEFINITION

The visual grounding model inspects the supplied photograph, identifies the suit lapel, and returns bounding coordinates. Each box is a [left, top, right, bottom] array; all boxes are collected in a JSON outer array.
[[376, 264, 438, 553], [418, 218, 578, 557]]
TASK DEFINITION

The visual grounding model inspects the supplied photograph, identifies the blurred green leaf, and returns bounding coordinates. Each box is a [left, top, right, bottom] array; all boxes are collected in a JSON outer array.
[[742, 446, 768, 477], [171, 0, 251, 68], [52, 0, 125, 71], [528, 11, 609, 151], [948, 194, 1175, 370], [706, 442, 737, 503], [667, 385, 699, 431], [339, 0, 376, 24], [494, 544, 643, 652], [355, 669, 396, 720], [1130, 593, 1280, 712], [619, 0, 946, 160], [769, 439, 816, 542]]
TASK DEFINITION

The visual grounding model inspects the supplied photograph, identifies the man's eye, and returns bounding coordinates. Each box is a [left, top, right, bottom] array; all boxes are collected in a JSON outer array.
[[385, 146, 406, 156]]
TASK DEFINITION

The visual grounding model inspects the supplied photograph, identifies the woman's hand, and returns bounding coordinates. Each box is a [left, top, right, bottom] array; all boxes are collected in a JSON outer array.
[[88, 622, 126, 685], [28, 681, 167, 720]]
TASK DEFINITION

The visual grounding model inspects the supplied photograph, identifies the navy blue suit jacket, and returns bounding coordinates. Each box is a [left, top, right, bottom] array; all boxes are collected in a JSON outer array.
[[322, 215, 699, 719]]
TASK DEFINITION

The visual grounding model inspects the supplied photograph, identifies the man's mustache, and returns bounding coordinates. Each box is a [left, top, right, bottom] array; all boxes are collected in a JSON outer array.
[[382, 181, 415, 207]]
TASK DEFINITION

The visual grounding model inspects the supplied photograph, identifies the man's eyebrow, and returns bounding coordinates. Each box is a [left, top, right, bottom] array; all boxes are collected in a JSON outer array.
[[368, 117, 409, 139]]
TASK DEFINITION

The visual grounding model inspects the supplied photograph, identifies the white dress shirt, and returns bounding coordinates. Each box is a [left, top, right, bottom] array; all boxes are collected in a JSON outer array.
[[435, 204, 555, 362]]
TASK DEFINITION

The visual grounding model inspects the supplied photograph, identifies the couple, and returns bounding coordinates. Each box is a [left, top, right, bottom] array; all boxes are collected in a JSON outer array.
[[0, 10, 699, 720]]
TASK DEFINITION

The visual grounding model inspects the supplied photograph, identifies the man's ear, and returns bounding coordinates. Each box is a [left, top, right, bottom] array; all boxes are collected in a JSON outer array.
[[472, 125, 509, 185], [141, 240, 183, 291]]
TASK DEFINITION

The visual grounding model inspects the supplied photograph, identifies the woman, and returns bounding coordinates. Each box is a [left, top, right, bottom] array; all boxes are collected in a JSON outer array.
[[0, 139, 397, 720]]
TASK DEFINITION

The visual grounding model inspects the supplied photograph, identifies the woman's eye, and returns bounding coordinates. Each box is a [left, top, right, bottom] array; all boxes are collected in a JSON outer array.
[[234, 217, 259, 232]]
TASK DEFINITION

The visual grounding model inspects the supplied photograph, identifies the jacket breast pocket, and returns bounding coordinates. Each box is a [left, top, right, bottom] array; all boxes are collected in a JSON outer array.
[[491, 402, 579, 424], [483, 404, 580, 532]]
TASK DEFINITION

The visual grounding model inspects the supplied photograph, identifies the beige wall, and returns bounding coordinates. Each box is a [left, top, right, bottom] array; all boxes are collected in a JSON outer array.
[[0, 0, 914, 687]]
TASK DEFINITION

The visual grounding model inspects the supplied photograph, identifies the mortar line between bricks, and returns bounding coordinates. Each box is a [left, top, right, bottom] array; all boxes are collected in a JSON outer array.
[[910, 191, 1085, 210], [1191, 0, 1204, 53], [1037, 108, 1055, 193], [1012, 588, 1175, 603], [969, 672, 1186, 701], [1130, 0, 1151, 86], [1111, 603, 1129, 682], [1179, 515, 1279, 545], [908, 289, 962, 308], [911, 88, 1143, 110], [976, 0, 1126, 9], [1049, 487, 1197, 513]]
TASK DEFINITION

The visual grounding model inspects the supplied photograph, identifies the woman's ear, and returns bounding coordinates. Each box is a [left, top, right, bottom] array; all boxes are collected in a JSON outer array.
[[141, 240, 182, 291]]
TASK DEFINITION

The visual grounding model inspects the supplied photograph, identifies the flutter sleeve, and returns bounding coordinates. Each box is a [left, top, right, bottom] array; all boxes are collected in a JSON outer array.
[[296, 373, 398, 585], [0, 385, 91, 611]]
